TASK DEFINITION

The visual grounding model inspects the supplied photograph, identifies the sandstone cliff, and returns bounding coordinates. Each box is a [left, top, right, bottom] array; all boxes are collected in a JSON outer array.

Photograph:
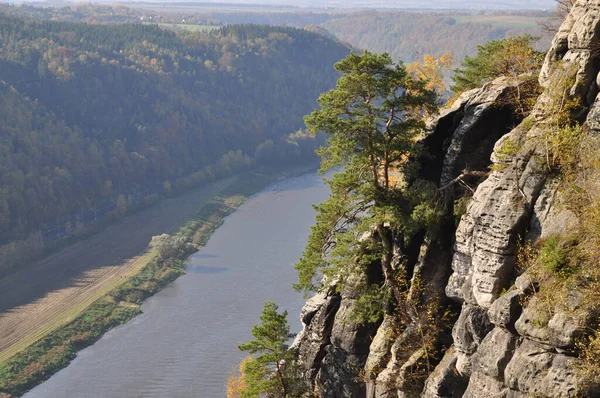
[[294, 1, 600, 396]]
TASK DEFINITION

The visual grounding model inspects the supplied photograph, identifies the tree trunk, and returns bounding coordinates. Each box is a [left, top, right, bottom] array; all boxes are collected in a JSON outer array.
[[275, 359, 288, 397], [376, 223, 402, 303]]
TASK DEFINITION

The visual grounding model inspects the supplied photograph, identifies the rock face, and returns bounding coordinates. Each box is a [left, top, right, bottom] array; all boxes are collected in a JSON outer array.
[[295, 76, 526, 396], [430, 2, 600, 396], [295, 2, 600, 396]]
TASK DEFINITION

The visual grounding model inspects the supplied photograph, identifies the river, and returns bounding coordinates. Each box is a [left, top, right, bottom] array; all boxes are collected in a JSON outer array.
[[25, 171, 329, 398]]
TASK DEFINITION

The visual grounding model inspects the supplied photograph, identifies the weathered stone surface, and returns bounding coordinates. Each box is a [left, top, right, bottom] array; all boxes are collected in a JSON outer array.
[[587, 91, 600, 132], [409, 238, 454, 308], [293, 288, 342, 381], [422, 347, 467, 398], [437, 3, 600, 396], [371, 342, 427, 398], [447, 146, 546, 307], [504, 339, 582, 398], [514, 296, 550, 344], [364, 315, 395, 378], [330, 300, 375, 355], [540, 0, 600, 102], [439, 77, 520, 192], [539, 8, 574, 86], [453, 304, 494, 376], [514, 273, 535, 294], [488, 290, 522, 329], [298, 4, 600, 396], [504, 339, 554, 396], [528, 178, 578, 241], [548, 310, 591, 349], [367, 238, 458, 398], [463, 373, 507, 398], [471, 328, 517, 379], [316, 344, 368, 398], [515, 279, 593, 351], [367, 325, 420, 398], [504, 354, 583, 398], [312, 269, 381, 397], [539, 354, 582, 397]]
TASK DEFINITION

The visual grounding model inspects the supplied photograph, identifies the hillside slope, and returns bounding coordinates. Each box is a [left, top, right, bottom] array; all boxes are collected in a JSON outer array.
[[0, 16, 349, 275], [321, 11, 548, 63]]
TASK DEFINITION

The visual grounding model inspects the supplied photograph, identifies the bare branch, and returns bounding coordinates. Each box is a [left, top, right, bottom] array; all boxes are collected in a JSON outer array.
[[438, 169, 490, 192]]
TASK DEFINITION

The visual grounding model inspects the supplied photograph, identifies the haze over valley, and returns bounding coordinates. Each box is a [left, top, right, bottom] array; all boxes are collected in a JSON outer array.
[[5, 1, 600, 398]]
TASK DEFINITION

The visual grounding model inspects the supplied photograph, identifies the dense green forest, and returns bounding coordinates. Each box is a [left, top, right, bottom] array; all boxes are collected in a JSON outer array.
[[0, 14, 349, 270]]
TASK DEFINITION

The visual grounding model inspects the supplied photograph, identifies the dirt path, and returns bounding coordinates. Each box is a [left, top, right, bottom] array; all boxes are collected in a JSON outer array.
[[0, 177, 235, 363]]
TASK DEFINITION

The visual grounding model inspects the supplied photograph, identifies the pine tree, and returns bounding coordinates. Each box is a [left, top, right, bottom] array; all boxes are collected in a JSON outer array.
[[451, 35, 543, 94], [294, 51, 439, 306], [238, 302, 305, 398]]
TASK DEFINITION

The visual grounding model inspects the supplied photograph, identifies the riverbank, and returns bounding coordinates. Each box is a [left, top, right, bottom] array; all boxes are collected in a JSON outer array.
[[0, 164, 317, 397]]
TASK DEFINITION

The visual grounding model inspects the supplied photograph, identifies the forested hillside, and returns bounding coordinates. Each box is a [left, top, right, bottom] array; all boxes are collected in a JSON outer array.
[[0, 4, 550, 64], [321, 11, 549, 62], [0, 15, 349, 268]]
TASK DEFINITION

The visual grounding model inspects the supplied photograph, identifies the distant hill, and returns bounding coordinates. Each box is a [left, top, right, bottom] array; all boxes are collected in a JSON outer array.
[[109, 0, 556, 10], [0, 15, 350, 246], [0, 3, 551, 62], [321, 11, 550, 63]]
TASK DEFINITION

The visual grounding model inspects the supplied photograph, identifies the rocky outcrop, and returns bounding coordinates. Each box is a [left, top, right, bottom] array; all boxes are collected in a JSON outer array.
[[293, 287, 341, 383], [295, 75, 527, 397], [295, 2, 600, 396], [425, 1, 600, 396], [294, 270, 382, 397]]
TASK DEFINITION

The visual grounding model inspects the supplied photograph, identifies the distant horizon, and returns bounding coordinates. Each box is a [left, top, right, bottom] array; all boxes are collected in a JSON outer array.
[[13, 0, 559, 11]]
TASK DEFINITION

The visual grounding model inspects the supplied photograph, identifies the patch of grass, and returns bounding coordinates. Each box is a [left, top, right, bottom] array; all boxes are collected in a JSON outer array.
[[577, 330, 600, 392], [520, 116, 536, 131], [490, 137, 520, 172], [544, 124, 584, 173], [538, 235, 576, 278]]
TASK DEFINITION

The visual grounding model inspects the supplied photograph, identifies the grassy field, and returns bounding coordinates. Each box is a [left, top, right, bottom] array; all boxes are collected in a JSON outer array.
[[0, 165, 314, 397], [0, 251, 154, 365]]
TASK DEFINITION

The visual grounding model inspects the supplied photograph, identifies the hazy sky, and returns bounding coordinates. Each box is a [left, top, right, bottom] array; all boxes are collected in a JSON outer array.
[[22, 0, 558, 10], [152, 0, 558, 10]]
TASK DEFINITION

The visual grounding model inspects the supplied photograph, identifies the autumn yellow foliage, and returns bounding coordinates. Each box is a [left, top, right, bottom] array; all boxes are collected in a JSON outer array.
[[226, 356, 252, 398], [406, 53, 454, 96]]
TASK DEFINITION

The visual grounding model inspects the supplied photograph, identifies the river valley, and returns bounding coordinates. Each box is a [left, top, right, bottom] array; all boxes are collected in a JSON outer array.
[[24, 171, 329, 398]]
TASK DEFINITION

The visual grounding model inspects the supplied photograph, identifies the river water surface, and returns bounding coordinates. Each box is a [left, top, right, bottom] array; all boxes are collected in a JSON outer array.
[[25, 171, 329, 398]]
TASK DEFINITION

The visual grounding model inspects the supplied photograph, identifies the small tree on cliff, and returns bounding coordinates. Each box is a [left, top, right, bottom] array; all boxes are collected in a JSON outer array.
[[451, 35, 543, 114], [294, 51, 438, 302], [451, 35, 543, 94], [238, 301, 305, 398]]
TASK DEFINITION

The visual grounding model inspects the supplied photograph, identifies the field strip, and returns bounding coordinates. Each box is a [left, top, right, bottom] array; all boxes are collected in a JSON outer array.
[[0, 251, 154, 363], [0, 176, 241, 365]]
